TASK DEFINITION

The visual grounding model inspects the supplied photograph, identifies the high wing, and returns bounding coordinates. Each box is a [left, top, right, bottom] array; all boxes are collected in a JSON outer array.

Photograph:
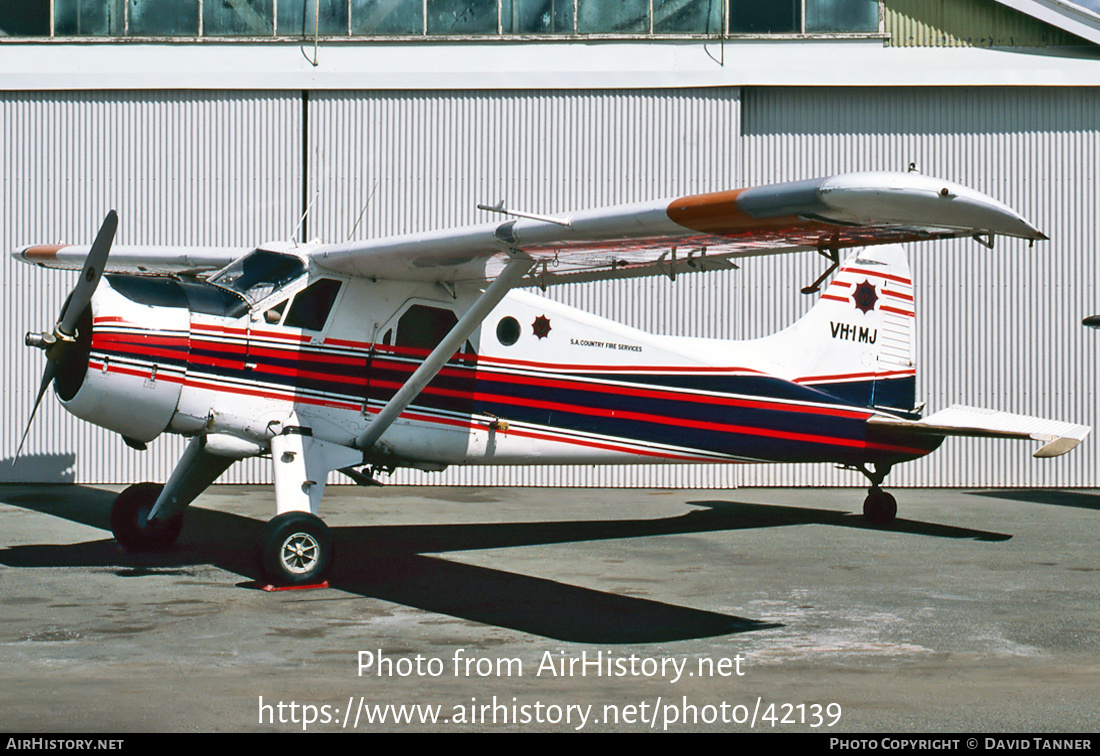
[[12, 171, 1045, 284], [308, 171, 1046, 286], [12, 244, 246, 276]]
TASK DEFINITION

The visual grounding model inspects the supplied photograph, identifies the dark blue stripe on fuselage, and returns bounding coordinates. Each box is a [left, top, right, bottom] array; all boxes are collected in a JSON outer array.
[[102, 330, 933, 465]]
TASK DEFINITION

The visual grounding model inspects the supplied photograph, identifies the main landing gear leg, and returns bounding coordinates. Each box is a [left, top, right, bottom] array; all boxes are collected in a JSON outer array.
[[110, 436, 235, 551], [857, 462, 897, 526], [258, 427, 362, 588]]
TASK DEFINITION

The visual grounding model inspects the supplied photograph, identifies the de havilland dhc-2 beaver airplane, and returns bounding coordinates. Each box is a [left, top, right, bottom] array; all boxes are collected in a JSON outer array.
[[13, 171, 1090, 587]]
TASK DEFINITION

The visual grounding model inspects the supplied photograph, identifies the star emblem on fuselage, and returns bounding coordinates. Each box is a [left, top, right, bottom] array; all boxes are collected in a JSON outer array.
[[532, 315, 552, 339], [853, 280, 878, 314]]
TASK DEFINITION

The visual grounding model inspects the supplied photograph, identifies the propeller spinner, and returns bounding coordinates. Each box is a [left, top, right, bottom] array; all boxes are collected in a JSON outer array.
[[16, 211, 118, 461]]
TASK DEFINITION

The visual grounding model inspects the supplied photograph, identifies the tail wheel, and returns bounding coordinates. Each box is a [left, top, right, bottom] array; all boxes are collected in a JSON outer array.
[[110, 482, 184, 551], [260, 512, 333, 587], [863, 487, 898, 526]]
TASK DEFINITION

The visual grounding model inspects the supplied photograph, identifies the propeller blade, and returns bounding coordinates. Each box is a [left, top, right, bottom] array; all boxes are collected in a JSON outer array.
[[14, 360, 58, 464], [58, 210, 117, 337], [17, 211, 117, 465]]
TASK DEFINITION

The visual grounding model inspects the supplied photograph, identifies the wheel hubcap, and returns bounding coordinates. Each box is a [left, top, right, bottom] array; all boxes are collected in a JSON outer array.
[[280, 532, 319, 574]]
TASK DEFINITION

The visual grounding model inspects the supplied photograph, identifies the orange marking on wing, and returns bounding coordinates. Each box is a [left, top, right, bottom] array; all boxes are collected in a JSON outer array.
[[21, 245, 66, 262], [666, 189, 813, 235]]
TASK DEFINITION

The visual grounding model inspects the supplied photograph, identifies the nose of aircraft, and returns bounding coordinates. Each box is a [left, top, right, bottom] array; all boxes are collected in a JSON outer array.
[[16, 211, 117, 461]]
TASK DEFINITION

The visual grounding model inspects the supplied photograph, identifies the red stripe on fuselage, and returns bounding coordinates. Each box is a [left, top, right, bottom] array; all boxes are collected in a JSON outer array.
[[90, 358, 928, 459], [370, 379, 919, 455], [795, 369, 915, 384]]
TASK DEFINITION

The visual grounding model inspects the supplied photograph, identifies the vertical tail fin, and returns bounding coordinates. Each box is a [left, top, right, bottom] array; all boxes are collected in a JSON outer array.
[[756, 245, 917, 415]]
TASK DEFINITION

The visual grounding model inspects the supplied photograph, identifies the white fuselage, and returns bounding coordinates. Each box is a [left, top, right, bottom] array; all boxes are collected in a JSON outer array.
[[62, 252, 939, 472]]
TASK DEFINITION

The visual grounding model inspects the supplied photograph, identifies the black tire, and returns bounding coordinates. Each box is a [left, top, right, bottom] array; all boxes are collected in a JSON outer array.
[[260, 512, 333, 587], [862, 488, 898, 526], [110, 482, 184, 551]]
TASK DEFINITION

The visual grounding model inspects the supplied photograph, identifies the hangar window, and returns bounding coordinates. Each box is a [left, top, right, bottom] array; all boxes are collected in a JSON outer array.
[[278, 0, 348, 36], [504, 0, 574, 34], [207, 0, 275, 35], [353, 0, 423, 34], [5, 0, 879, 37], [128, 0, 199, 36], [54, 0, 118, 35], [0, 0, 49, 36], [577, 0, 649, 34], [729, 0, 878, 34], [427, 0, 497, 35]]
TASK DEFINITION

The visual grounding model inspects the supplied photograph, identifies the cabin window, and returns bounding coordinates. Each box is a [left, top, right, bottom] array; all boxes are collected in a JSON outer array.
[[396, 304, 458, 353], [496, 316, 520, 346], [283, 278, 343, 331]]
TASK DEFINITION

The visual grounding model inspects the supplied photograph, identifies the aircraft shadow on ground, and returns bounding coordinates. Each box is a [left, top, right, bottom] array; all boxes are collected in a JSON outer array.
[[0, 487, 1008, 642], [966, 488, 1100, 512]]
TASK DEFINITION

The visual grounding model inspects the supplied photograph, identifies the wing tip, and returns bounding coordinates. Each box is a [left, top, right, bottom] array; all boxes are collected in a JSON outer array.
[[13, 244, 66, 265], [1033, 434, 1086, 458]]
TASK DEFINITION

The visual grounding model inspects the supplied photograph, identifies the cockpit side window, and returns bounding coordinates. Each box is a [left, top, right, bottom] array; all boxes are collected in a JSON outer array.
[[264, 299, 288, 324], [208, 250, 307, 305], [284, 278, 343, 332]]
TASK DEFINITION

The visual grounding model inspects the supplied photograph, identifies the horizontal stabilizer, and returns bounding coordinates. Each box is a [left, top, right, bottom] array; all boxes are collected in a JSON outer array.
[[868, 405, 1090, 458]]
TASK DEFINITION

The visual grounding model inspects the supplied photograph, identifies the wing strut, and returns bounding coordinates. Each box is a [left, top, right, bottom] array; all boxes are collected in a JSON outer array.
[[356, 252, 536, 451]]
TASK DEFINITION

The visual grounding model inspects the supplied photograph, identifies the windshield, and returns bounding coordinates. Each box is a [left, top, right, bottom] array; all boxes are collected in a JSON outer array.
[[208, 250, 307, 305]]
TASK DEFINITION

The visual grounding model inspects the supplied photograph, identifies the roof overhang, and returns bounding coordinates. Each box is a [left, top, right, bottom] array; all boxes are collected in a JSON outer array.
[[1, 38, 1099, 91], [994, 0, 1100, 46]]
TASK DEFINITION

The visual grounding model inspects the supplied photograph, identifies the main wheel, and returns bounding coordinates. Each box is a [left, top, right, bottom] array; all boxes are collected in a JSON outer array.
[[110, 482, 184, 551], [862, 488, 898, 526], [260, 512, 333, 587]]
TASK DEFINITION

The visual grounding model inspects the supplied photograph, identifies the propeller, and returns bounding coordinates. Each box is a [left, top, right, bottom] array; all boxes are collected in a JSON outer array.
[[16, 211, 118, 462]]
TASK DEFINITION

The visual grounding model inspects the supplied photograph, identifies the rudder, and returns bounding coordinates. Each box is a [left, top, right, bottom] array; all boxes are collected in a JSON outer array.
[[753, 245, 917, 416]]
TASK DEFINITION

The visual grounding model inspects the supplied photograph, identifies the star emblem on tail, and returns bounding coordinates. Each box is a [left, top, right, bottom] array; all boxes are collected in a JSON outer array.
[[853, 280, 878, 314]]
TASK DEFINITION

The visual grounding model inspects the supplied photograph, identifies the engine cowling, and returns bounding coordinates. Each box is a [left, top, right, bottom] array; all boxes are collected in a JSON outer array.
[[58, 277, 189, 443]]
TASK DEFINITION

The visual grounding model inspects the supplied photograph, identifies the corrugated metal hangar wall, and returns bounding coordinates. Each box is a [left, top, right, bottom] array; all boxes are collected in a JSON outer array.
[[2, 86, 1097, 488]]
